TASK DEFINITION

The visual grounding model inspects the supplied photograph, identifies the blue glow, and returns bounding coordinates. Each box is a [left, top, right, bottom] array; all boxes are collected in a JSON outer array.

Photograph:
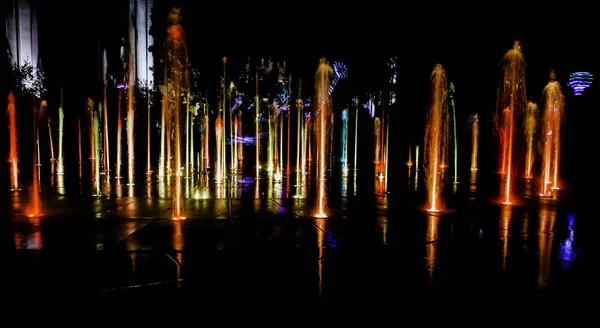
[[340, 109, 348, 164], [559, 214, 577, 269], [566, 71, 593, 96]]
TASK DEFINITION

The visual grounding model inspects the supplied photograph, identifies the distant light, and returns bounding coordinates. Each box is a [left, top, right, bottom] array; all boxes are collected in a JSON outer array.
[[117, 83, 125, 89], [567, 71, 593, 96]]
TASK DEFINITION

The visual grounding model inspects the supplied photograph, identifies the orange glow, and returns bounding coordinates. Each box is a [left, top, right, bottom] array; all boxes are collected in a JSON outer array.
[[424, 64, 449, 212], [7, 91, 19, 190], [495, 41, 526, 205], [539, 80, 564, 196], [313, 58, 332, 218], [167, 25, 183, 40]]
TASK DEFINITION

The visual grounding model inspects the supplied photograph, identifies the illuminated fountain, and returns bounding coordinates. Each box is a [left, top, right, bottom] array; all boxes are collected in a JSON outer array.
[[102, 50, 110, 180], [374, 117, 381, 171], [495, 41, 527, 205], [163, 7, 189, 219], [28, 99, 43, 217], [470, 113, 479, 172], [524, 101, 537, 179], [220, 57, 227, 182], [539, 73, 564, 196], [126, 16, 136, 186], [449, 82, 458, 184], [353, 98, 359, 173], [7, 91, 20, 191], [57, 87, 64, 175], [295, 82, 304, 197], [116, 82, 124, 181], [158, 84, 168, 178], [314, 58, 333, 218], [423, 64, 450, 212], [87, 98, 101, 196], [46, 103, 55, 173], [215, 115, 223, 183], [202, 101, 210, 173], [255, 70, 260, 179], [340, 107, 349, 177]]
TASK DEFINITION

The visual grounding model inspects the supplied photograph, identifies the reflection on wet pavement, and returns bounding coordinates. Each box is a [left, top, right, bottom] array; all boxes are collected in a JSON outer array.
[[1, 172, 589, 308]]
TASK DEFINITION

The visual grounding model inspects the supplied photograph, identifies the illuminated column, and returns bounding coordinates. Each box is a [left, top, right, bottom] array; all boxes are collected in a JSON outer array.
[[130, 0, 154, 87], [6, 0, 39, 70]]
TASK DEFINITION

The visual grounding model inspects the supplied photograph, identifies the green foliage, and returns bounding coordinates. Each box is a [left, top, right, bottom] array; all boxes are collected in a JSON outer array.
[[11, 59, 46, 98]]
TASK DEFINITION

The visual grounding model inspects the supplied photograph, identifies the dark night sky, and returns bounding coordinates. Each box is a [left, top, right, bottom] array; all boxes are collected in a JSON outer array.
[[1, 0, 597, 190]]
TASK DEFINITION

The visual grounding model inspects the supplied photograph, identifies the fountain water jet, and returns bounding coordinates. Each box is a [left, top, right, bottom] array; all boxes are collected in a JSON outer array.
[[340, 107, 348, 177], [495, 41, 527, 205], [215, 115, 223, 182], [470, 113, 479, 171], [126, 18, 136, 186], [539, 72, 564, 196], [28, 99, 44, 217], [7, 91, 20, 190], [116, 84, 123, 180], [424, 64, 450, 212], [87, 99, 101, 196], [57, 87, 65, 175], [314, 58, 333, 218], [164, 7, 189, 219], [449, 82, 458, 184], [524, 101, 537, 178]]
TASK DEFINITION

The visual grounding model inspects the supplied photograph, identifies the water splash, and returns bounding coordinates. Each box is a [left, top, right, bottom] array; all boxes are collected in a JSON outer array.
[[7, 91, 20, 190], [495, 41, 527, 205], [424, 64, 450, 212], [539, 75, 564, 196]]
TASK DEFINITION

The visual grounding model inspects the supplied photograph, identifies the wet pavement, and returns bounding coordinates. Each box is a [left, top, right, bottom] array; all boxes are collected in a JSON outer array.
[[1, 170, 591, 316]]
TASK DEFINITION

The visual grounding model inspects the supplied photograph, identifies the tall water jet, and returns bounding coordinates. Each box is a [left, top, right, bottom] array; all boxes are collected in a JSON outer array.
[[28, 100, 43, 217], [164, 7, 189, 219], [449, 82, 458, 184], [470, 113, 479, 171], [7, 91, 20, 190], [295, 82, 303, 194], [78, 118, 82, 178], [102, 50, 110, 179], [215, 115, 223, 182], [159, 84, 167, 178], [423, 64, 450, 212], [286, 76, 291, 176], [539, 72, 564, 196], [255, 70, 260, 179], [47, 109, 55, 168], [87, 99, 101, 196], [57, 87, 64, 175], [353, 98, 359, 172], [314, 58, 333, 218], [495, 41, 527, 204], [103, 84, 110, 180], [340, 107, 349, 177], [374, 117, 381, 170], [524, 101, 537, 178], [116, 83, 124, 180], [126, 15, 136, 186]]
